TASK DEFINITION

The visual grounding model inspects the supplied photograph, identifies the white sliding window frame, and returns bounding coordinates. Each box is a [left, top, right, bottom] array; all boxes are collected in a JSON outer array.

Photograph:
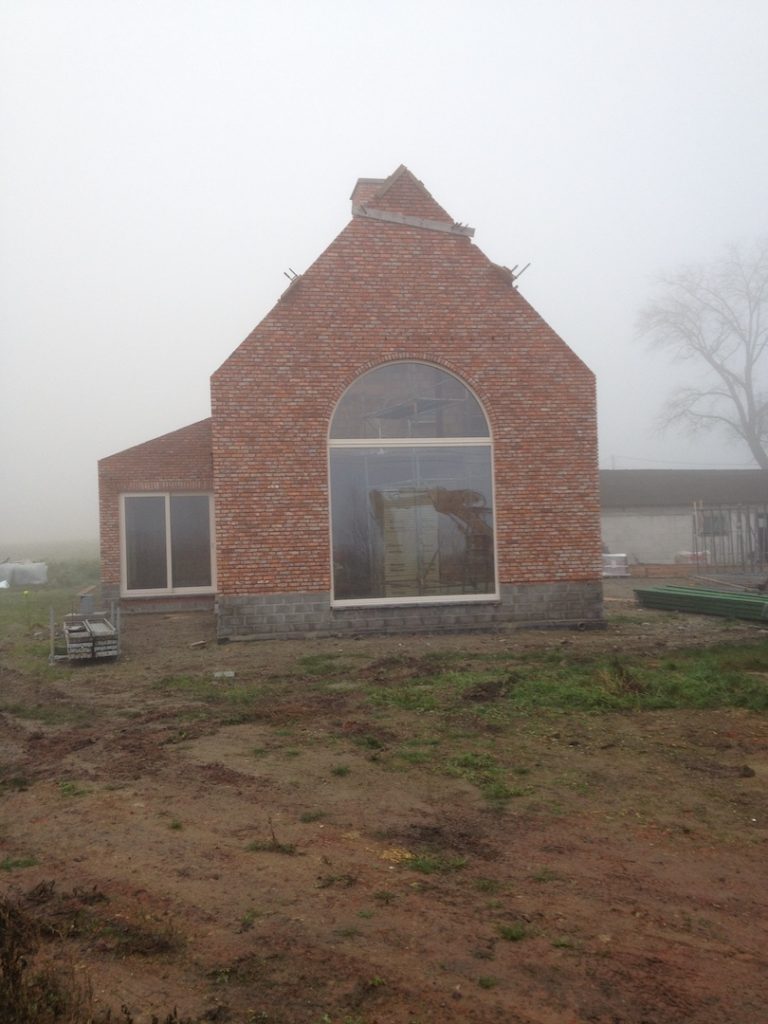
[[120, 492, 216, 597]]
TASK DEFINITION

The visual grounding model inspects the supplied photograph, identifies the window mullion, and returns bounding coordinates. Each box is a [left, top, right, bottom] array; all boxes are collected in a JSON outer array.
[[165, 494, 173, 591]]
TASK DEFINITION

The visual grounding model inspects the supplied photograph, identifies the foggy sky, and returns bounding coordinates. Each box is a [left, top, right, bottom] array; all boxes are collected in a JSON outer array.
[[2, 0, 767, 547]]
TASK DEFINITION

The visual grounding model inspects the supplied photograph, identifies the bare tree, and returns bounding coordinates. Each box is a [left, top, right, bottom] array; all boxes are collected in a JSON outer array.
[[639, 238, 768, 471]]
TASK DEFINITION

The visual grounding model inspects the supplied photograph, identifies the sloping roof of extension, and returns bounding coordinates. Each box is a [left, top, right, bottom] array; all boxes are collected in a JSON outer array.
[[600, 469, 768, 509], [99, 418, 213, 484]]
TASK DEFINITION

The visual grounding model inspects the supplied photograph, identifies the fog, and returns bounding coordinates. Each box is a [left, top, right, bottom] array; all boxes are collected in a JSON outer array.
[[2, 0, 767, 549]]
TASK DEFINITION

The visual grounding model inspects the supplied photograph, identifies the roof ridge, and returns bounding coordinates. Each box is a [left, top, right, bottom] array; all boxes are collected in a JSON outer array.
[[350, 165, 454, 224]]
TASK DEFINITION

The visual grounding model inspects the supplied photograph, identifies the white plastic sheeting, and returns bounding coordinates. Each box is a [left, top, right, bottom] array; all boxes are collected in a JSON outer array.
[[0, 562, 48, 585]]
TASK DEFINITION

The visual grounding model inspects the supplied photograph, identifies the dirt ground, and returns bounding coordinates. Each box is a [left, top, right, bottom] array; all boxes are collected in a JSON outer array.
[[1, 579, 767, 1023]]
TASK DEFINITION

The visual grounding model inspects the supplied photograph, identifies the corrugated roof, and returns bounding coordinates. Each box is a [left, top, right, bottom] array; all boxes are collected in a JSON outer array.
[[600, 469, 768, 508]]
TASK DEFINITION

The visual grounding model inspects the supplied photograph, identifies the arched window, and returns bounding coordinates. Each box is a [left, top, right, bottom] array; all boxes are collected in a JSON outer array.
[[329, 362, 497, 604]]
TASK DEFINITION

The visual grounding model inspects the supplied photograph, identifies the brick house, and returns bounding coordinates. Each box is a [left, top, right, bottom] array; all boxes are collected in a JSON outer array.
[[99, 166, 603, 637]]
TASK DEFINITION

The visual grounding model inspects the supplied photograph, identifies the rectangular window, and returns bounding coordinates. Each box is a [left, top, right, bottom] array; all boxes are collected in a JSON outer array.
[[125, 496, 168, 591], [122, 493, 214, 595], [330, 446, 495, 602]]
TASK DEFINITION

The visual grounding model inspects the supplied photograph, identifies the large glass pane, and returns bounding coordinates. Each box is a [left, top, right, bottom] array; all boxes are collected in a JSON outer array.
[[331, 446, 495, 600], [125, 496, 167, 591], [331, 363, 489, 440], [170, 495, 212, 588]]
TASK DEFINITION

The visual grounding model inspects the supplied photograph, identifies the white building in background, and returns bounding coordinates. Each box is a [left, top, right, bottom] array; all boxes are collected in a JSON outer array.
[[600, 470, 768, 567]]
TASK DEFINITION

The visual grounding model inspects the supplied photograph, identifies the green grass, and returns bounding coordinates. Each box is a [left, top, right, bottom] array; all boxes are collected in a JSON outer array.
[[408, 854, 467, 874], [366, 644, 768, 715], [155, 674, 265, 711], [246, 838, 297, 855], [0, 775, 31, 793], [474, 877, 501, 894], [373, 890, 396, 904], [299, 810, 326, 823], [0, 586, 82, 633], [0, 701, 91, 726], [498, 922, 527, 941], [369, 684, 439, 713], [59, 780, 89, 798], [443, 750, 524, 806], [531, 867, 560, 883], [1, 856, 38, 871]]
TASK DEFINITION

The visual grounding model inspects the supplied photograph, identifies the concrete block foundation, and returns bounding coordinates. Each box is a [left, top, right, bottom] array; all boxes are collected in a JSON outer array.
[[216, 581, 604, 640]]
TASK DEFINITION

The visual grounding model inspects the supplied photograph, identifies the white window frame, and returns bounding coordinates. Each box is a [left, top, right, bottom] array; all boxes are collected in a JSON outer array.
[[120, 492, 216, 597], [328, 362, 499, 608]]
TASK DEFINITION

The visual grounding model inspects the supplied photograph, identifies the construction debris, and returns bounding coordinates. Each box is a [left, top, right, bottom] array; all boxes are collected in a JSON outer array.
[[50, 610, 120, 663]]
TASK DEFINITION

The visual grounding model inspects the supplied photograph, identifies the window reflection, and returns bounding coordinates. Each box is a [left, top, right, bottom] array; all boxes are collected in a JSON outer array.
[[330, 447, 494, 600], [330, 362, 489, 440], [124, 494, 212, 592], [125, 496, 167, 591]]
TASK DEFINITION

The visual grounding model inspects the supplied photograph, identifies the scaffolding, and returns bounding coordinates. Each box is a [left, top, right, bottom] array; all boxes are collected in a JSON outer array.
[[692, 501, 768, 574]]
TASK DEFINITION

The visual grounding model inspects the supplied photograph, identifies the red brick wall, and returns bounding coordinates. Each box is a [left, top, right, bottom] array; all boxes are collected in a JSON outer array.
[[210, 169, 601, 597], [98, 419, 213, 586]]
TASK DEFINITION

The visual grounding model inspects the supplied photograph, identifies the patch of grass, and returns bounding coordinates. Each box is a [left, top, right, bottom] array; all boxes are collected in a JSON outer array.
[[169, 819, 183, 831], [246, 838, 297, 856], [0, 702, 90, 726], [0, 775, 31, 793], [299, 810, 326, 823], [361, 641, 768, 715], [333, 926, 361, 939], [352, 734, 384, 750], [474, 877, 501, 894], [498, 922, 527, 941], [317, 873, 357, 889], [478, 976, 498, 989], [98, 916, 184, 957], [246, 817, 297, 856], [331, 764, 350, 777], [443, 750, 522, 806], [450, 752, 498, 773], [531, 866, 560, 883], [552, 936, 576, 949], [239, 908, 257, 932], [1, 856, 38, 871], [59, 780, 89, 798], [373, 890, 396, 904], [408, 854, 467, 875], [155, 674, 264, 709], [396, 748, 432, 765], [369, 685, 438, 713], [297, 653, 343, 677], [482, 779, 524, 803]]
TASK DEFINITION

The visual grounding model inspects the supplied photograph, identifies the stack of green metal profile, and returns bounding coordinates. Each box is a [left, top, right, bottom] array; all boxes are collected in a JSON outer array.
[[634, 585, 768, 621]]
